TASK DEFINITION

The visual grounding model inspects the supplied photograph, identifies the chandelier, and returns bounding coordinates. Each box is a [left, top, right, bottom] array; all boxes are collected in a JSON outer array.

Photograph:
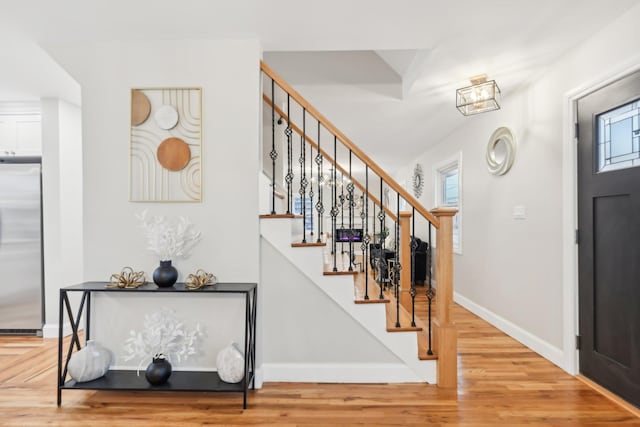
[[456, 75, 501, 116]]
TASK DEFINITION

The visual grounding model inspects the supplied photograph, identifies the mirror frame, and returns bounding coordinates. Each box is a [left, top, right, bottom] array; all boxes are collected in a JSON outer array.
[[486, 127, 516, 175]]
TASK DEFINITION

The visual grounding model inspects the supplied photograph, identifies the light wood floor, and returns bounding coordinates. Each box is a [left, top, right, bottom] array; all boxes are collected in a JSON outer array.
[[1, 304, 638, 426]]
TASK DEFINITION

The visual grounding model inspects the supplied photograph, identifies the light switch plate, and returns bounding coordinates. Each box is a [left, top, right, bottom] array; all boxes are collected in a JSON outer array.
[[513, 205, 526, 220]]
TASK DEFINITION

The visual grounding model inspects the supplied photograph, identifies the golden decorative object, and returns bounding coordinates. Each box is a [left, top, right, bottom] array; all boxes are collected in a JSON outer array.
[[131, 90, 151, 126], [107, 267, 147, 289], [157, 137, 191, 171], [185, 269, 217, 290]]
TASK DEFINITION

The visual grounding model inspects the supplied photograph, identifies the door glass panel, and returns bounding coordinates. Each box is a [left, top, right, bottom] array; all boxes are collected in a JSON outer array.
[[597, 99, 640, 172]]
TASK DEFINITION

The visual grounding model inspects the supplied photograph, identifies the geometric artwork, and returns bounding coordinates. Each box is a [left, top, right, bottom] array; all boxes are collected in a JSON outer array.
[[130, 88, 202, 202]]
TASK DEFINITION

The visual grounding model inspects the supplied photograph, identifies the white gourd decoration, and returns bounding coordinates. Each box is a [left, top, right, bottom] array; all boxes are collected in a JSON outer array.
[[216, 342, 245, 383], [67, 341, 112, 383]]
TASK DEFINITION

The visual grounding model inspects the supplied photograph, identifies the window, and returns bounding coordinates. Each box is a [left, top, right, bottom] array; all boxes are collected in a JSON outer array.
[[597, 99, 640, 173], [293, 196, 314, 231], [434, 153, 462, 254]]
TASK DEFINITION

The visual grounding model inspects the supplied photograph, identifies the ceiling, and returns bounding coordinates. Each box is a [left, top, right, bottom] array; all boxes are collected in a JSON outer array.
[[0, 0, 637, 171]]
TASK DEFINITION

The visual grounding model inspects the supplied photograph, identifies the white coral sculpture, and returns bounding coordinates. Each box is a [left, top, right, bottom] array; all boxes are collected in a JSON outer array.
[[123, 308, 204, 373], [136, 210, 202, 261]]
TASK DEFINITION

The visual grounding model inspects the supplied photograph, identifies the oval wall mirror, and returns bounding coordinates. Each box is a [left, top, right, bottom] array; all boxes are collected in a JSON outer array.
[[486, 127, 516, 175]]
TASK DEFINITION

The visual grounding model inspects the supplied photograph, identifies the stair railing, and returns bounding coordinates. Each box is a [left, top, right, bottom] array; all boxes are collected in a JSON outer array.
[[261, 61, 457, 389]]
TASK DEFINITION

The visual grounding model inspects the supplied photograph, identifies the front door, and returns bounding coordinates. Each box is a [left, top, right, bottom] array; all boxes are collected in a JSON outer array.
[[577, 70, 640, 408]]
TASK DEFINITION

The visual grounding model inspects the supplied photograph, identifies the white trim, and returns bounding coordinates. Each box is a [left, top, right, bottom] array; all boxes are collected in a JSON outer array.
[[432, 151, 463, 254], [454, 292, 565, 369], [261, 363, 424, 383], [42, 322, 73, 339], [562, 59, 640, 376], [254, 366, 264, 389]]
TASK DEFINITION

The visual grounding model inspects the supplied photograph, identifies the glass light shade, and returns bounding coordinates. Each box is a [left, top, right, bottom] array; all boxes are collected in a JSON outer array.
[[456, 80, 501, 116]]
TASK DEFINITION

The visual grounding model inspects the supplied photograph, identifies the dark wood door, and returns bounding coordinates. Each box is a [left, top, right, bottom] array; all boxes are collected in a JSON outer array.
[[577, 70, 640, 408]]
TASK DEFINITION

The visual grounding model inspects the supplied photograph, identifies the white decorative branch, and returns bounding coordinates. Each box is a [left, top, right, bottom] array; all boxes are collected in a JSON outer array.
[[123, 308, 204, 373], [136, 210, 202, 261]]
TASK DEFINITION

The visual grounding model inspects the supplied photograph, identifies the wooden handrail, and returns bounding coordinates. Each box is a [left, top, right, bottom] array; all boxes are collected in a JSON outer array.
[[263, 94, 398, 223], [261, 60, 440, 229]]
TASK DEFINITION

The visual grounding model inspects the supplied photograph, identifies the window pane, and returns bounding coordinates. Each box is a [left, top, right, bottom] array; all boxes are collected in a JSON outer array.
[[437, 159, 461, 253], [293, 196, 314, 231], [597, 99, 640, 173], [443, 171, 458, 205]]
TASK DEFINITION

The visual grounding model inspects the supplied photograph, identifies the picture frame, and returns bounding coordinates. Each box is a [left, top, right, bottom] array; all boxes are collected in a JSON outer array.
[[129, 87, 202, 202]]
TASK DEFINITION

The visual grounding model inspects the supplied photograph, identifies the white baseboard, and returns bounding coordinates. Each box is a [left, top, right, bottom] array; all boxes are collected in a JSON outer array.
[[42, 322, 73, 338], [254, 367, 264, 389], [454, 292, 565, 369], [261, 363, 424, 383]]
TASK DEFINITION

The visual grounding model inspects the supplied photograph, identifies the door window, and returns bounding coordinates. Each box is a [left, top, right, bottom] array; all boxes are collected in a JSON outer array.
[[597, 99, 640, 172]]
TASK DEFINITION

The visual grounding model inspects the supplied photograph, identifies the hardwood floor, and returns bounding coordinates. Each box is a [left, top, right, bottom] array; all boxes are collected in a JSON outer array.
[[1, 306, 638, 425]]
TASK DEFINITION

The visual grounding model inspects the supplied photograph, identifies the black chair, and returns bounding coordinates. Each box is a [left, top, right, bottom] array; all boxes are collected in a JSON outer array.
[[369, 243, 395, 285], [411, 237, 430, 285]]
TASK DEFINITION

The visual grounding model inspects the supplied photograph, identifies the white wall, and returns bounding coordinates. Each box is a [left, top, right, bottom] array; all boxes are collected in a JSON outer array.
[[260, 238, 399, 364], [395, 3, 640, 371], [47, 38, 261, 279], [41, 99, 83, 335], [43, 39, 261, 367]]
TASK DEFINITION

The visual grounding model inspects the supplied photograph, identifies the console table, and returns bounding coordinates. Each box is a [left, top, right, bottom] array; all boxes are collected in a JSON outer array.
[[57, 282, 257, 409]]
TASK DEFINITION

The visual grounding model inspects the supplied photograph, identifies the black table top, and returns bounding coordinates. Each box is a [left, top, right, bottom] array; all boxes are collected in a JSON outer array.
[[61, 281, 256, 293]]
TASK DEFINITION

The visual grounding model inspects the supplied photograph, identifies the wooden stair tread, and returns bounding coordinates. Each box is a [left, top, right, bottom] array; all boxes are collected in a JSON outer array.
[[292, 242, 326, 247], [355, 298, 390, 304], [322, 248, 358, 275], [417, 330, 438, 360], [259, 213, 298, 219], [323, 269, 358, 276], [353, 259, 389, 303], [383, 285, 423, 332]]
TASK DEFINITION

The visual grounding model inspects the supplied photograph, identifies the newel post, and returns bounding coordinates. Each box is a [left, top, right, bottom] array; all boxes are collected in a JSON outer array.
[[431, 207, 457, 389], [398, 211, 413, 311]]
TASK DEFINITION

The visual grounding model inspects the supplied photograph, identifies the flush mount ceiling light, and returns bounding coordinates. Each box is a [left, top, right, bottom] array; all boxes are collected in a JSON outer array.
[[456, 75, 501, 116]]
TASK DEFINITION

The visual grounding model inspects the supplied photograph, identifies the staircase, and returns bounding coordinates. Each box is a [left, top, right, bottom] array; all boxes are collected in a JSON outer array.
[[259, 61, 457, 388]]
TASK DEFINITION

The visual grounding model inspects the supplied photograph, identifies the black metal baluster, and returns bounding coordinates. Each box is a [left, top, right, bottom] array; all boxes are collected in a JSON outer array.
[[377, 178, 385, 299], [395, 192, 401, 328], [372, 203, 376, 246], [309, 144, 314, 238], [347, 151, 354, 271], [284, 95, 293, 214], [363, 165, 370, 300], [331, 136, 339, 272], [270, 79, 277, 214], [358, 192, 364, 273], [339, 173, 345, 255], [427, 221, 434, 355], [410, 207, 417, 327], [299, 109, 307, 243], [315, 122, 324, 243]]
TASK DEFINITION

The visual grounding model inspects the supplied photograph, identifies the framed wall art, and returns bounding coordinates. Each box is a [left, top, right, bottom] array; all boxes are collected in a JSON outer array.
[[130, 87, 202, 202]]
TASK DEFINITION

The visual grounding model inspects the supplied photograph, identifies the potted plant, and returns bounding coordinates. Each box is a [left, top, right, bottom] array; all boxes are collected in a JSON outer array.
[[123, 308, 204, 385], [136, 210, 201, 287]]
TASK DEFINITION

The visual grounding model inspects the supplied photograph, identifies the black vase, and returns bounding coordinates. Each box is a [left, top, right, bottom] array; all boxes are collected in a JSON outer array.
[[145, 356, 172, 385], [153, 260, 178, 287]]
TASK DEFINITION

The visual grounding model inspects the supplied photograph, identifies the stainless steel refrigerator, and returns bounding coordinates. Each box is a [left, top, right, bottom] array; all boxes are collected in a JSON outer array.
[[0, 156, 43, 333]]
